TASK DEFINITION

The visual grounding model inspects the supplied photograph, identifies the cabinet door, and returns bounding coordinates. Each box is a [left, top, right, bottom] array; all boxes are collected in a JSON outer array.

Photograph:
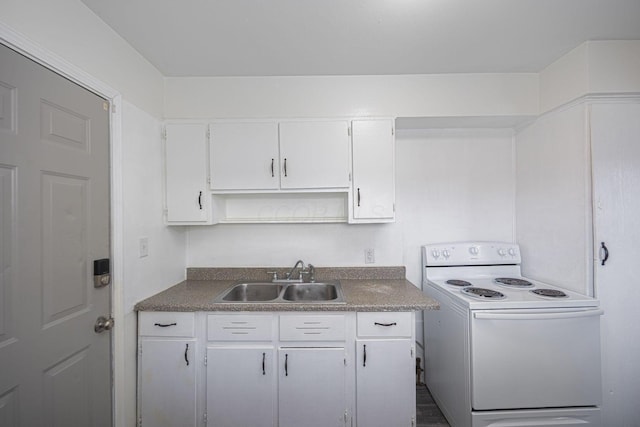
[[139, 339, 197, 427], [209, 122, 280, 190], [279, 121, 351, 189], [591, 102, 640, 427], [165, 123, 209, 223], [351, 120, 395, 221], [356, 339, 414, 427], [279, 347, 346, 427], [207, 346, 276, 427]]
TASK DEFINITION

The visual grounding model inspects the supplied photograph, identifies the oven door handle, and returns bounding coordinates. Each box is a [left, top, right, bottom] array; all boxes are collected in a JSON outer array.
[[473, 309, 604, 321]]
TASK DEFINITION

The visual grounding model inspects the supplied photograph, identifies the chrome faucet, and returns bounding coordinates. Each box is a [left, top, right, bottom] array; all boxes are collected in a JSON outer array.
[[285, 260, 306, 281]]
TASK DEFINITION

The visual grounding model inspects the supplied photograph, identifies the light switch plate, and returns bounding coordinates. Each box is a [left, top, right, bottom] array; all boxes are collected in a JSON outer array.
[[139, 237, 149, 258]]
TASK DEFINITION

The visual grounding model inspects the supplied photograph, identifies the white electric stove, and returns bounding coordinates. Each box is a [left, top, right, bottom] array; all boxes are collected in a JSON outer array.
[[422, 241, 603, 427]]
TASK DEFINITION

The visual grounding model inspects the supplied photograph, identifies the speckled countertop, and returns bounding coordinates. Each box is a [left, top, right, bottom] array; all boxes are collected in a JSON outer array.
[[134, 267, 439, 312]]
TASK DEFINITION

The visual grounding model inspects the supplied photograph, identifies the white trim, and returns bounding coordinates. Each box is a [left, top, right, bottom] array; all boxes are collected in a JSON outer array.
[[0, 22, 126, 427]]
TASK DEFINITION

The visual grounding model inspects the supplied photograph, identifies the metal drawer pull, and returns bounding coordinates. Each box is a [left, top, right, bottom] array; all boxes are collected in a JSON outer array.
[[285, 353, 288, 376], [154, 322, 177, 327], [283, 158, 287, 177], [198, 191, 203, 210], [262, 352, 266, 375], [374, 322, 397, 327], [363, 344, 367, 367], [357, 188, 361, 207], [271, 158, 275, 177], [184, 343, 190, 366]]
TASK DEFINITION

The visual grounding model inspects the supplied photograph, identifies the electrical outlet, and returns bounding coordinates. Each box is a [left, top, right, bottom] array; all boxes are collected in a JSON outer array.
[[139, 237, 149, 258], [364, 248, 375, 264]]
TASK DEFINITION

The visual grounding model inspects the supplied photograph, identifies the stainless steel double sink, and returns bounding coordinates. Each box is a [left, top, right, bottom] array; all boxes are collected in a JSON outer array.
[[214, 281, 345, 304]]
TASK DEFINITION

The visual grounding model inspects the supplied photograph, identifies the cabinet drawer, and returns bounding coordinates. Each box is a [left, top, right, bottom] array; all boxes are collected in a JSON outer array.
[[280, 314, 346, 341], [208, 314, 274, 341], [357, 312, 412, 338], [139, 312, 195, 337]]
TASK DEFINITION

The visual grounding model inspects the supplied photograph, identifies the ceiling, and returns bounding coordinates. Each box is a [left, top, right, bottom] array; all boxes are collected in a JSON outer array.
[[81, 0, 640, 77]]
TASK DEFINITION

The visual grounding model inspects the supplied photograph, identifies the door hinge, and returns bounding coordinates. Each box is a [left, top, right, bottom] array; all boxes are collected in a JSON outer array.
[[411, 346, 414, 358], [138, 416, 142, 427], [204, 412, 208, 425], [162, 127, 167, 140], [344, 410, 348, 423], [207, 127, 211, 139], [348, 126, 351, 137], [393, 203, 396, 212], [411, 416, 416, 426], [204, 354, 207, 366], [348, 172, 352, 182], [391, 126, 394, 136]]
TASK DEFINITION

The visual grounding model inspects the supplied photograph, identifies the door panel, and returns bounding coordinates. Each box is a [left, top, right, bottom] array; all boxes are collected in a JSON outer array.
[[0, 43, 111, 426], [590, 102, 640, 426]]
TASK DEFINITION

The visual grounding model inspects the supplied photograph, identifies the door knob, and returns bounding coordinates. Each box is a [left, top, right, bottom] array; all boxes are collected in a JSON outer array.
[[94, 316, 114, 333]]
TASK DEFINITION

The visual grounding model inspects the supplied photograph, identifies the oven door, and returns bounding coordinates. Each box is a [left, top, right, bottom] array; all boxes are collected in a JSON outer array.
[[470, 307, 603, 410]]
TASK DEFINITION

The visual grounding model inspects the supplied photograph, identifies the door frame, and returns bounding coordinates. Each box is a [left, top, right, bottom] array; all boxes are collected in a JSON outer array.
[[0, 22, 126, 426]]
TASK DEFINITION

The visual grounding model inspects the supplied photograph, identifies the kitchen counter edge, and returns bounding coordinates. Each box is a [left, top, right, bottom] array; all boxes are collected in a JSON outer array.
[[134, 278, 439, 312]]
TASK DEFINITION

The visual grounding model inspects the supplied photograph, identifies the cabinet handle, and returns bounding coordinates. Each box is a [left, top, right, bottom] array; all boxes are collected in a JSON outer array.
[[184, 343, 190, 366], [357, 188, 361, 207], [374, 322, 397, 327], [285, 353, 288, 376], [262, 352, 266, 375], [198, 191, 203, 210], [600, 242, 609, 266], [363, 344, 367, 367], [283, 158, 287, 177], [153, 322, 177, 328], [271, 159, 274, 177]]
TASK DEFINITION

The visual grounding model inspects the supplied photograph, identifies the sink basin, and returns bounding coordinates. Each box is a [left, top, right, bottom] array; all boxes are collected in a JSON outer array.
[[215, 281, 345, 304], [282, 283, 340, 302], [219, 283, 283, 302]]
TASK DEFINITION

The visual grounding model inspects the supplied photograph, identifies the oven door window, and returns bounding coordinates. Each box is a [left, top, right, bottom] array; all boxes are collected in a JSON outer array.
[[470, 308, 602, 410]]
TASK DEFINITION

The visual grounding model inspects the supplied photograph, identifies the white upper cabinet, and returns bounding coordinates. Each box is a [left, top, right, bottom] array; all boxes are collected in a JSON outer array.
[[164, 123, 210, 224], [350, 119, 395, 222], [279, 120, 351, 190], [209, 122, 280, 191]]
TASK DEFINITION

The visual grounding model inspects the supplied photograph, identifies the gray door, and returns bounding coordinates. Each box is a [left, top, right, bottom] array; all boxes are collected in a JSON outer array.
[[0, 43, 112, 426]]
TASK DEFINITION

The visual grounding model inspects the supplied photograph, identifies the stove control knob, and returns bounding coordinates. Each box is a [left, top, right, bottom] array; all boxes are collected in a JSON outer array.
[[442, 249, 450, 259], [497, 248, 506, 256], [508, 248, 517, 256], [431, 249, 440, 259], [469, 246, 479, 255]]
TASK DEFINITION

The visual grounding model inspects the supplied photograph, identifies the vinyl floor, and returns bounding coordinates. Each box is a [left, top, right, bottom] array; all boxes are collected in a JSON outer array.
[[416, 384, 450, 427]]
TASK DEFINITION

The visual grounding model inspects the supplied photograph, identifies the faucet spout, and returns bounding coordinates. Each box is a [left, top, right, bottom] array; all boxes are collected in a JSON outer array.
[[286, 260, 305, 281]]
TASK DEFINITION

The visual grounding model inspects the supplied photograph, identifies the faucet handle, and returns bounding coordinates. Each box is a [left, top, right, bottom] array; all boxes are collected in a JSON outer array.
[[267, 271, 279, 281]]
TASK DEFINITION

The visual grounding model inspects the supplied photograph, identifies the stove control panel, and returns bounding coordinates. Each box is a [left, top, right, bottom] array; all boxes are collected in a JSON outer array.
[[422, 241, 521, 266]]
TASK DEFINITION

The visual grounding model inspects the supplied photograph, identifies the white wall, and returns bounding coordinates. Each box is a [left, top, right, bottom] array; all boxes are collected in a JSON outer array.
[[540, 41, 640, 113], [515, 102, 593, 295], [165, 73, 539, 119]]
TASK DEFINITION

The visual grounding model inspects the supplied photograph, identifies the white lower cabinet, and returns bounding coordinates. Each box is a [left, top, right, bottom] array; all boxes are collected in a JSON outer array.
[[138, 312, 197, 427], [278, 347, 347, 427], [356, 312, 416, 427], [139, 311, 415, 426], [206, 346, 276, 427]]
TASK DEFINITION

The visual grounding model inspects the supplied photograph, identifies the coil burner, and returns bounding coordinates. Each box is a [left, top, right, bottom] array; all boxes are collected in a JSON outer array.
[[494, 277, 534, 288], [461, 287, 505, 299], [530, 288, 568, 298], [446, 279, 472, 287]]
